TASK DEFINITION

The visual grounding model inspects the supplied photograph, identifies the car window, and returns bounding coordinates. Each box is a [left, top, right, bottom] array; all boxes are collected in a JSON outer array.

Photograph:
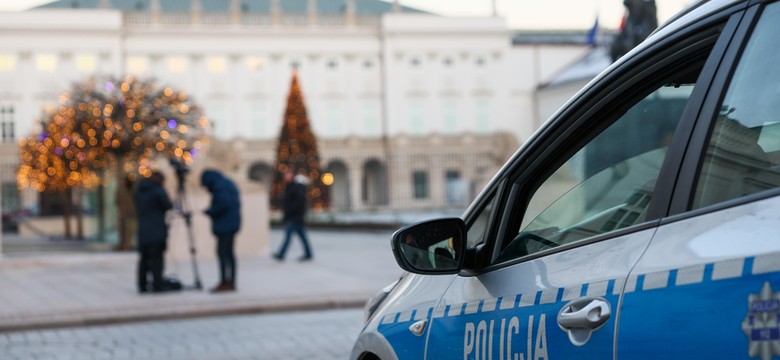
[[693, 2, 780, 209], [466, 192, 496, 248], [496, 63, 708, 262]]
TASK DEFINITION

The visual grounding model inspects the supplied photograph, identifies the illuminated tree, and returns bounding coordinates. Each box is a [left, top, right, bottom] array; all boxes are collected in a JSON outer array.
[[17, 103, 103, 239], [17, 76, 209, 242], [271, 72, 329, 210]]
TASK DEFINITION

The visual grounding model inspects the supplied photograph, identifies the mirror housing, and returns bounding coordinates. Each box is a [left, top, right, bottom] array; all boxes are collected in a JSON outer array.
[[391, 217, 467, 275]]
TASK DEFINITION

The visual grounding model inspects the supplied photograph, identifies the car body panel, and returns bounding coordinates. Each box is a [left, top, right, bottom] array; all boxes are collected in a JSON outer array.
[[618, 196, 780, 358], [351, 273, 456, 360], [424, 228, 656, 359]]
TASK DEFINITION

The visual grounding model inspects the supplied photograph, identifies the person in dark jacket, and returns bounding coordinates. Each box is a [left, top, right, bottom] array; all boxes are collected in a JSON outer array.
[[273, 169, 313, 262], [200, 169, 241, 293], [134, 171, 173, 293]]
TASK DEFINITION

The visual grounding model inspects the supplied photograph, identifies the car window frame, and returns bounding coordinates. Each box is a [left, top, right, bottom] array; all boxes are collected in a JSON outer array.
[[467, 12, 744, 273], [666, 2, 770, 221]]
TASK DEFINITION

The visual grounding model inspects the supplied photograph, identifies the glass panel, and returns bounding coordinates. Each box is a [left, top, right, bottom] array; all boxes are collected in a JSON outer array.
[[693, 3, 780, 209], [498, 81, 696, 261]]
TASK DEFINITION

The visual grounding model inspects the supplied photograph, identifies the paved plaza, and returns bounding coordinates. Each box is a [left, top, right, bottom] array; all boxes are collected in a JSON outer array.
[[0, 308, 364, 360], [0, 228, 401, 332]]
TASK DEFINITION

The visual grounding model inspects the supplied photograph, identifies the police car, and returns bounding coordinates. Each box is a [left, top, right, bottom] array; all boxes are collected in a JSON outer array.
[[351, 0, 780, 358]]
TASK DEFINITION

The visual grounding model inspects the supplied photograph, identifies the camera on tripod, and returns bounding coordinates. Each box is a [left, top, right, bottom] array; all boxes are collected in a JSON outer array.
[[167, 157, 203, 290], [169, 158, 189, 193]]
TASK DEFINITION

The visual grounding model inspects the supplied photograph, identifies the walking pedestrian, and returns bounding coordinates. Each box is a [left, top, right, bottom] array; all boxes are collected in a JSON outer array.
[[134, 171, 173, 293], [273, 169, 313, 262], [200, 169, 241, 293]]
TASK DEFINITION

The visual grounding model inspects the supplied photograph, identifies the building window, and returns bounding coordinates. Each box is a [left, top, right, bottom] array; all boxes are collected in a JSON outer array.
[[362, 101, 380, 137], [207, 57, 226, 73], [127, 56, 148, 74], [446, 170, 466, 205], [362, 59, 374, 69], [207, 102, 229, 139], [474, 99, 490, 133], [475, 56, 487, 67], [2, 181, 21, 213], [413, 171, 428, 199], [168, 57, 188, 73], [442, 100, 458, 134], [76, 55, 96, 72], [290, 59, 302, 70], [249, 101, 267, 139], [0, 105, 15, 143], [39, 188, 72, 216], [410, 57, 421, 67], [35, 54, 57, 72], [326, 101, 343, 137], [247, 57, 264, 72], [443, 57, 454, 67], [409, 100, 425, 134], [0, 55, 16, 71], [326, 59, 339, 70]]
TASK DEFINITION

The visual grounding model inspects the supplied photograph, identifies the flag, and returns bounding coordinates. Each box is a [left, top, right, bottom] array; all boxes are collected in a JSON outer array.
[[586, 16, 599, 46]]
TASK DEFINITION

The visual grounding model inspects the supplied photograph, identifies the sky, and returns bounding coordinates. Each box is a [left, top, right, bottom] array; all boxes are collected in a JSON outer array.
[[0, 0, 695, 30]]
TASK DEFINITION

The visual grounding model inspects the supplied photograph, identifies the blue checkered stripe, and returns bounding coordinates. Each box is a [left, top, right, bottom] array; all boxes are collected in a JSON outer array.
[[379, 253, 780, 325]]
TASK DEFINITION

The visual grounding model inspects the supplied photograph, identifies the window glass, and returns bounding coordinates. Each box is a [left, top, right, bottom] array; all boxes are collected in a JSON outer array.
[[694, 2, 780, 209], [467, 192, 497, 248], [413, 171, 428, 199], [497, 69, 703, 262]]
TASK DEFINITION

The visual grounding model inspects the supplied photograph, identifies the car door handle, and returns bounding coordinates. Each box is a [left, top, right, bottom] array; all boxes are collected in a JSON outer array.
[[557, 297, 611, 346]]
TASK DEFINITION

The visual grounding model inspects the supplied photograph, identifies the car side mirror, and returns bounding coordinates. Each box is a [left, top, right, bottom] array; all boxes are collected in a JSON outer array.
[[391, 217, 467, 275]]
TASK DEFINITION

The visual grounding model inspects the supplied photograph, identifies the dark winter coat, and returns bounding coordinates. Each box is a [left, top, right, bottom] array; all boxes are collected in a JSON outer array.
[[133, 179, 173, 246], [200, 170, 241, 236], [283, 180, 307, 224]]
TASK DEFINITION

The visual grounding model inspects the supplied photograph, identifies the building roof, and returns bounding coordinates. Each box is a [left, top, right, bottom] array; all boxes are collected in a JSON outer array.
[[512, 29, 616, 45], [541, 46, 613, 88], [35, 0, 427, 14]]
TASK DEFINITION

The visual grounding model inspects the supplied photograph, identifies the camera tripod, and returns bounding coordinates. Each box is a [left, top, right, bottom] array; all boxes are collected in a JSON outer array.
[[171, 159, 203, 291]]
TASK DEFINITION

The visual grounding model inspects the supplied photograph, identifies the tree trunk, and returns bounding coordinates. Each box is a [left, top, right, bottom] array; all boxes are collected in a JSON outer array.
[[75, 186, 84, 240], [60, 189, 72, 239], [116, 167, 133, 251]]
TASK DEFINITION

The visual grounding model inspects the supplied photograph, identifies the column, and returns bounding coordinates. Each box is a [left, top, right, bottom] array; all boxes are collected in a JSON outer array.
[[345, 0, 355, 25], [230, 0, 240, 24], [17, 52, 34, 138], [349, 158, 364, 211], [192, 0, 201, 24], [307, 0, 317, 26], [150, 0, 161, 24], [0, 187, 3, 257], [271, 0, 281, 25], [229, 54, 243, 138], [393, 0, 400, 12]]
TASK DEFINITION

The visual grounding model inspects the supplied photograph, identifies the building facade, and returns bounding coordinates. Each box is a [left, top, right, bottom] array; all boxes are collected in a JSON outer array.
[[0, 0, 591, 234]]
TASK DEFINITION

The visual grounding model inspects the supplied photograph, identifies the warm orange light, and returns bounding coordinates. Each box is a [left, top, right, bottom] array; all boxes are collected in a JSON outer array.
[[322, 173, 334, 186]]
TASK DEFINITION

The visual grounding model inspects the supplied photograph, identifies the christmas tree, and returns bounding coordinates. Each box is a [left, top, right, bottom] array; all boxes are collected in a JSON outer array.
[[271, 72, 329, 210], [17, 76, 209, 241]]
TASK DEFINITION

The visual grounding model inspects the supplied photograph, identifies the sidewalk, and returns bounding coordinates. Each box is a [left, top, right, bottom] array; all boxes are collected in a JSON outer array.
[[0, 228, 402, 332]]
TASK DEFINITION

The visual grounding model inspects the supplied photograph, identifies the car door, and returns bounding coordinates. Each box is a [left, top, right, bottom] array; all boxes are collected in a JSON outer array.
[[618, 2, 780, 358], [421, 14, 738, 359]]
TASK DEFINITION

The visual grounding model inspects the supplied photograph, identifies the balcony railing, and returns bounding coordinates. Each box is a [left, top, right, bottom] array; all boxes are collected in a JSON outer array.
[[124, 11, 380, 27]]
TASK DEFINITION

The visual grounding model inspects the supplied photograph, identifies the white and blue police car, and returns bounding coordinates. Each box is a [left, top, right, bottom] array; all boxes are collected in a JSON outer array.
[[352, 0, 780, 358]]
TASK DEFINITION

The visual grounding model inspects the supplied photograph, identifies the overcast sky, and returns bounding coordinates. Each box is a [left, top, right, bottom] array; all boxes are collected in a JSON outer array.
[[0, 0, 695, 30]]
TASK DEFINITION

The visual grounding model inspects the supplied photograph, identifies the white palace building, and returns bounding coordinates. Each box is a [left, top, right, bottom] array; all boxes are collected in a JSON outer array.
[[0, 0, 595, 235]]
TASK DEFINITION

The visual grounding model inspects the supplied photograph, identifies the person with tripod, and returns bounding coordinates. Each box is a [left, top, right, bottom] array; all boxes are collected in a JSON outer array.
[[134, 171, 173, 293], [200, 169, 241, 293]]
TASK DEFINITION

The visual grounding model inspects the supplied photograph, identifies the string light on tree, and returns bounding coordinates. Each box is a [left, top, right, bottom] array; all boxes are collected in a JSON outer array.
[[271, 72, 330, 210]]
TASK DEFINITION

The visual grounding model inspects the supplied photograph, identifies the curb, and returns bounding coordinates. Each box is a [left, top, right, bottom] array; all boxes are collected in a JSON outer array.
[[0, 297, 368, 333]]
